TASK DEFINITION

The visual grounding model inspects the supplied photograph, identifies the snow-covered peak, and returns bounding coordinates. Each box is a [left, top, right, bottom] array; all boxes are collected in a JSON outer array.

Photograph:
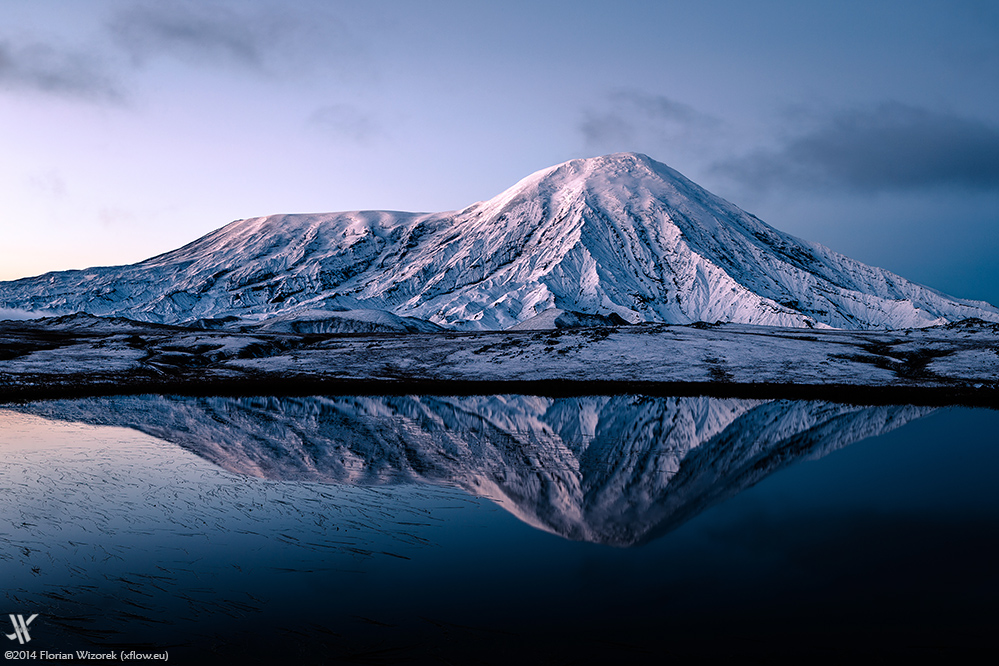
[[1, 153, 997, 329]]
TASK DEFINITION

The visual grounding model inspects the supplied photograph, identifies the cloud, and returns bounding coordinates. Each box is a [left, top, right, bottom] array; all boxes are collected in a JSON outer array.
[[108, 1, 276, 70], [308, 104, 379, 142], [1, 3, 364, 104], [581, 90, 720, 153], [0, 40, 124, 102], [715, 103, 999, 193], [105, 1, 359, 77], [27, 171, 69, 200]]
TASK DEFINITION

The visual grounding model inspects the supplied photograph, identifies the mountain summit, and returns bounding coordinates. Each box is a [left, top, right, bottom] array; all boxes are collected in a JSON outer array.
[[2, 152, 997, 329]]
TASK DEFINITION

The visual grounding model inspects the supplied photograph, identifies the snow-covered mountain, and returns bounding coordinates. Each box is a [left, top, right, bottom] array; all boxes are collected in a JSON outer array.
[[2, 153, 996, 329], [9, 394, 933, 546]]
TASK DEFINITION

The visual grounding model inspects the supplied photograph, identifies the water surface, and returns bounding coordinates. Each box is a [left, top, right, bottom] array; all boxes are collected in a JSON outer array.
[[1, 395, 997, 661]]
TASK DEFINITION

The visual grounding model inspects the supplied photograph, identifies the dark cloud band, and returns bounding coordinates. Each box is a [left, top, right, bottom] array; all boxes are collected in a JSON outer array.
[[717, 103, 999, 192]]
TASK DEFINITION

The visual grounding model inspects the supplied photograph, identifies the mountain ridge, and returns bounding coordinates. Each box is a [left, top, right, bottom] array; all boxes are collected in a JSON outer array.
[[2, 152, 996, 330]]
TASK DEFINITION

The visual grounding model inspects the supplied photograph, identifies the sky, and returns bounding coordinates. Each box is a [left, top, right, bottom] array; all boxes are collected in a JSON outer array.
[[2, 0, 998, 305]]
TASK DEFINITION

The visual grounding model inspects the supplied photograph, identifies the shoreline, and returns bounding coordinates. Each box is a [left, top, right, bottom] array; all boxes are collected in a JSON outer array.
[[2, 376, 996, 407], [3, 317, 997, 407]]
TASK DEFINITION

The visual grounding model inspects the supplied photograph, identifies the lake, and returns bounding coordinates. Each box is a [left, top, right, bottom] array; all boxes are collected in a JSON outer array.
[[2, 395, 997, 662]]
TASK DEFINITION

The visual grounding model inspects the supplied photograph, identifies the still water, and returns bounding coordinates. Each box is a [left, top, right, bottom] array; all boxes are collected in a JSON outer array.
[[1, 395, 997, 662]]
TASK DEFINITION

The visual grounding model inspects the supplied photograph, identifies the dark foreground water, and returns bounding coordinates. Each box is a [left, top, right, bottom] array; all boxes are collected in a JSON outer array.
[[1, 395, 997, 663]]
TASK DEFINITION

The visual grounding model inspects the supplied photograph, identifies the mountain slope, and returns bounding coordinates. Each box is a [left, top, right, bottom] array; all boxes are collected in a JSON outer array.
[[2, 153, 996, 329]]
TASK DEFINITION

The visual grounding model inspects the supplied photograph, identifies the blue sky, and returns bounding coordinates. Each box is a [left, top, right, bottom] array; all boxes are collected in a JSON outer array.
[[2, 0, 998, 304]]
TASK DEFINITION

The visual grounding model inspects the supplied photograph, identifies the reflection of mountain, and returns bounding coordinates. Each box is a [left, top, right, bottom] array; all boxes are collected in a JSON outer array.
[[14, 395, 932, 546]]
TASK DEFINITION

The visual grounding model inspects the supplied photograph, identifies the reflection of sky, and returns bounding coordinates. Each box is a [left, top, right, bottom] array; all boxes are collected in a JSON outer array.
[[2, 1, 997, 304]]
